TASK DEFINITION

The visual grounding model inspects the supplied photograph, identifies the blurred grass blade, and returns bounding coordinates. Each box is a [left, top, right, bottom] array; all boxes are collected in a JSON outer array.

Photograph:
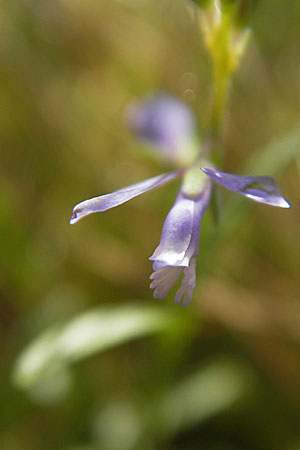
[[158, 360, 249, 435], [244, 127, 300, 175], [13, 328, 62, 390], [13, 305, 182, 390], [58, 305, 176, 361]]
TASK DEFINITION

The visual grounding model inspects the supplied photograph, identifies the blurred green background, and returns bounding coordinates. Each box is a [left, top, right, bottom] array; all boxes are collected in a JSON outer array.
[[1, 0, 300, 449]]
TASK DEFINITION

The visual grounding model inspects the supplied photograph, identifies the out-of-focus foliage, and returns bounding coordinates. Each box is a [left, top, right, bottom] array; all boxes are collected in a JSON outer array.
[[13, 305, 185, 390], [1, 0, 300, 449]]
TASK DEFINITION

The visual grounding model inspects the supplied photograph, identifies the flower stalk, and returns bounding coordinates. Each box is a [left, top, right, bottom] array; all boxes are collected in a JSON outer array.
[[198, 0, 250, 164]]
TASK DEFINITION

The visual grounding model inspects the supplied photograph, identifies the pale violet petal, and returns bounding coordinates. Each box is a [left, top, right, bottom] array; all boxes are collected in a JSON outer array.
[[149, 266, 182, 300], [151, 261, 168, 272], [149, 179, 211, 268], [201, 167, 290, 208], [149, 191, 195, 267], [69, 169, 182, 224], [174, 257, 197, 307], [181, 179, 211, 264], [149, 179, 211, 305]]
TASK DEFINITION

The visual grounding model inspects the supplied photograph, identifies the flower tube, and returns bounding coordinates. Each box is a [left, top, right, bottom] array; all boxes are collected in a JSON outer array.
[[149, 169, 211, 306]]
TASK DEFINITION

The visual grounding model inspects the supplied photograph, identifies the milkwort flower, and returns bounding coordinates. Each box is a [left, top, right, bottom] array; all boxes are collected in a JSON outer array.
[[70, 94, 290, 306]]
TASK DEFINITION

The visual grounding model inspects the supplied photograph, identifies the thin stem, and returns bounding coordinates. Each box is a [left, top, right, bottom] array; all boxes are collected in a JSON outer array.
[[208, 2, 234, 165]]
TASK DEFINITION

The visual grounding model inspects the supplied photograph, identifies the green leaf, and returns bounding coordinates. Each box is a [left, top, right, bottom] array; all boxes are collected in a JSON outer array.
[[12, 305, 182, 390], [157, 360, 249, 435]]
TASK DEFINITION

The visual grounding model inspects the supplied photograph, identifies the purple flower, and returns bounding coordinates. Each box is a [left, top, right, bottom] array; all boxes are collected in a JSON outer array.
[[149, 175, 211, 306], [70, 164, 289, 305], [70, 95, 290, 305]]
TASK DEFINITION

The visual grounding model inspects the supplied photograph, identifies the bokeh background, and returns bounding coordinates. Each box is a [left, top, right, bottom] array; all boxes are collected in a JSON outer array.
[[1, 0, 300, 449]]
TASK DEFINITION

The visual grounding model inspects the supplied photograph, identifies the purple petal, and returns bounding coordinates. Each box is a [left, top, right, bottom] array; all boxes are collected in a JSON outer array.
[[70, 169, 182, 224], [150, 266, 182, 300], [174, 257, 197, 307], [149, 178, 211, 267], [149, 178, 211, 305], [149, 192, 195, 267], [201, 167, 291, 208]]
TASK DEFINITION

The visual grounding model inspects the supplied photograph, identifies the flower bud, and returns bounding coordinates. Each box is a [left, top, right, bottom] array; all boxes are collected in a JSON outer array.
[[125, 93, 198, 166]]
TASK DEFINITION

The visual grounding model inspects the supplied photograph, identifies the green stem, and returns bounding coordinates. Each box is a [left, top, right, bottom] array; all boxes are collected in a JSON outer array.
[[209, 7, 233, 165], [210, 68, 231, 165], [200, 1, 236, 165]]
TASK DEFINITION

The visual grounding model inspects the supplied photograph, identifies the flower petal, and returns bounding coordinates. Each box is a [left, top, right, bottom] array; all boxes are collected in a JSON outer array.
[[149, 179, 211, 267], [149, 191, 195, 267], [150, 266, 182, 300], [149, 177, 211, 305], [201, 167, 291, 208], [69, 170, 182, 224], [174, 256, 197, 307]]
